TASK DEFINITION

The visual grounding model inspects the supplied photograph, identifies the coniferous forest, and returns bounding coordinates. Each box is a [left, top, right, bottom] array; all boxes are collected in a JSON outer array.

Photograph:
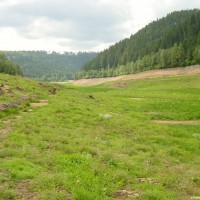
[[0, 53, 23, 76], [75, 9, 200, 79], [4, 51, 98, 82]]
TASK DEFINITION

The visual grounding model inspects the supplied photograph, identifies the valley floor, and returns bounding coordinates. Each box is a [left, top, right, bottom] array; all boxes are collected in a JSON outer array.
[[0, 72, 200, 199]]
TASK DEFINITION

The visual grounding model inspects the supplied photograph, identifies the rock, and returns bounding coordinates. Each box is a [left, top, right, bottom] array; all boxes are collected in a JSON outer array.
[[100, 114, 112, 119]]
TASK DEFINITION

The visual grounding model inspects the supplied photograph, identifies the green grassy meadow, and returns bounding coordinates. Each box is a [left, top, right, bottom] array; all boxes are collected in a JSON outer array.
[[0, 74, 200, 199]]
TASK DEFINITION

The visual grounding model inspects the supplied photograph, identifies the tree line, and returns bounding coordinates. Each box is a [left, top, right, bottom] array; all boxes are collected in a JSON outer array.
[[75, 43, 200, 79], [76, 9, 200, 79], [0, 53, 23, 76]]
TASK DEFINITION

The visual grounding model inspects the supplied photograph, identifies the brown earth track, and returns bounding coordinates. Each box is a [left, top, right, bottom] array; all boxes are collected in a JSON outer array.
[[73, 65, 200, 86]]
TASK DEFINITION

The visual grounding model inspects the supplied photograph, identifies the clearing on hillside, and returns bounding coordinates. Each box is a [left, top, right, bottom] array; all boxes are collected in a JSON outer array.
[[73, 65, 200, 86]]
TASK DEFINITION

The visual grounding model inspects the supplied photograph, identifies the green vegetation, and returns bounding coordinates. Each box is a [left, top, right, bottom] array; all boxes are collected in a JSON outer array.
[[4, 51, 98, 82], [0, 73, 199, 199], [0, 53, 22, 76], [76, 9, 200, 79]]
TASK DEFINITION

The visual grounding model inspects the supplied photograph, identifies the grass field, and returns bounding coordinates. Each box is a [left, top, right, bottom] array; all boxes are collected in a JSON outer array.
[[0, 73, 200, 199]]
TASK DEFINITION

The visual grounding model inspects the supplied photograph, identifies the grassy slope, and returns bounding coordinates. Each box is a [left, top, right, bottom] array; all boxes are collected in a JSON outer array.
[[0, 73, 200, 199]]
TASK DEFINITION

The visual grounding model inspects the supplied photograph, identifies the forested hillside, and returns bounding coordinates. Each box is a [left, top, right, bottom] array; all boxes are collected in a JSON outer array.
[[75, 9, 200, 79], [4, 51, 98, 82], [0, 53, 22, 76]]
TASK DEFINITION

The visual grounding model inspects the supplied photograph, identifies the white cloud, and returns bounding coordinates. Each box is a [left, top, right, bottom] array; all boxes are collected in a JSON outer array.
[[0, 27, 63, 51], [0, 0, 23, 8], [0, 0, 199, 51]]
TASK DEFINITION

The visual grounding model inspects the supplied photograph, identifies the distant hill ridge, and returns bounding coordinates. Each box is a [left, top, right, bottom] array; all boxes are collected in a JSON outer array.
[[4, 51, 98, 82], [75, 9, 200, 79]]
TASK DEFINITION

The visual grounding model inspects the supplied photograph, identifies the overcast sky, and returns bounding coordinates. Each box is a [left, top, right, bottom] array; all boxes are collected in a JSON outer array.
[[0, 0, 199, 52]]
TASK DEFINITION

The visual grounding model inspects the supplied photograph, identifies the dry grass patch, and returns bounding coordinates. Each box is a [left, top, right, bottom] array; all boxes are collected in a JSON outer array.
[[30, 100, 48, 107], [114, 189, 142, 199], [137, 178, 158, 184], [153, 120, 200, 125], [0, 127, 12, 141], [130, 98, 144, 100]]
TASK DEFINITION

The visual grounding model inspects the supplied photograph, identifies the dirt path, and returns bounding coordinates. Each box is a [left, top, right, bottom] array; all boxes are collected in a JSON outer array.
[[72, 65, 200, 86]]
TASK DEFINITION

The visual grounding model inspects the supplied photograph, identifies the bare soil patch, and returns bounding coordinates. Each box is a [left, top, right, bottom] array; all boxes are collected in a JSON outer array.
[[137, 178, 158, 184], [15, 180, 38, 200], [30, 100, 48, 107], [0, 104, 7, 111], [30, 102, 48, 107], [73, 65, 200, 86], [0, 84, 12, 94], [153, 120, 200, 125], [0, 96, 31, 111], [114, 189, 142, 199], [2, 120, 11, 124], [0, 127, 12, 141], [73, 76, 123, 86]]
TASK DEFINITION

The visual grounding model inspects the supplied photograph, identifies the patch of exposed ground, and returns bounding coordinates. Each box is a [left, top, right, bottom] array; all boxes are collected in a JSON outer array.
[[16, 180, 73, 200], [137, 178, 158, 184], [153, 120, 200, 125], [0, 80, 45, 112], [114, 189, 142, 199], [73, 76, 123, 86], [73, 65, 200, 86], [0, 127, 12, 141], [30, 100, 48, 107], [0, 104, 8, 111], [15, 180, 38, 200], [0, 96, 35, 111], [0, 103, 17, 111], [0, 84, 12, 94], [1, 120, 11, 124]]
